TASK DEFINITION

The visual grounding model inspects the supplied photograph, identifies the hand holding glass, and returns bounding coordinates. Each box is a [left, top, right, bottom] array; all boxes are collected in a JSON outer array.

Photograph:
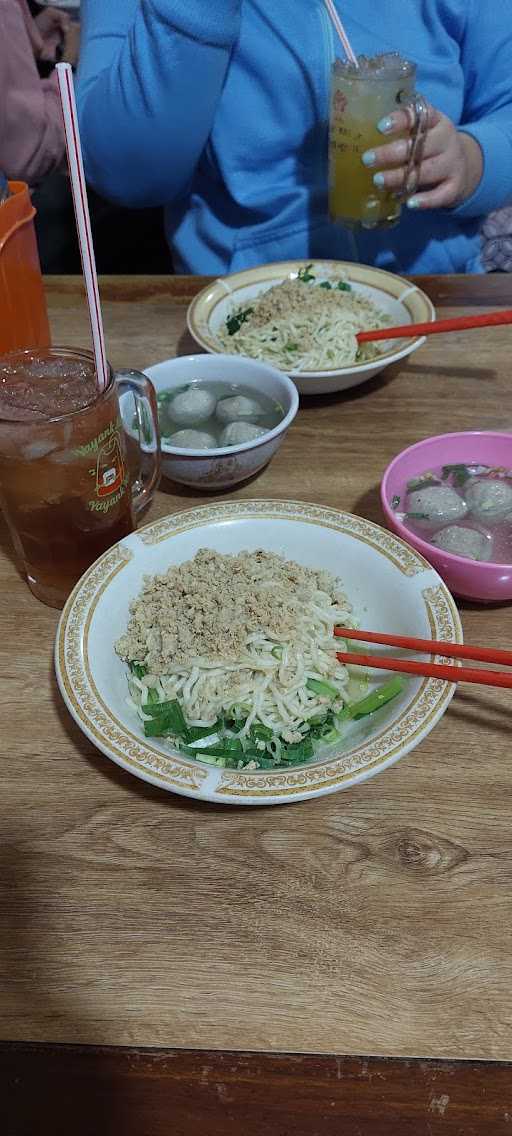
[[328, 53, 428, 229]]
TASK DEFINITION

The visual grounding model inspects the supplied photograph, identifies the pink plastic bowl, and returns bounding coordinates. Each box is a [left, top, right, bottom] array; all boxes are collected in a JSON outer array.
[[381, 431, 512, 603]]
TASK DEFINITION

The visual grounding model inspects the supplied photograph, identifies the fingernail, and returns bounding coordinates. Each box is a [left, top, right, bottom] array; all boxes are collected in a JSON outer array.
[[377, 116, 394, 134], [407, 196, 420, 209], [362, 150, 376, 167], [373, 172, 385, 188]]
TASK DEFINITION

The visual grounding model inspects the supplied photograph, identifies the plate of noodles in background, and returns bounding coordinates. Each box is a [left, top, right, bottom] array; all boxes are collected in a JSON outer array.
[[55, 500, 460, 807], [187, 260, 435, 394]]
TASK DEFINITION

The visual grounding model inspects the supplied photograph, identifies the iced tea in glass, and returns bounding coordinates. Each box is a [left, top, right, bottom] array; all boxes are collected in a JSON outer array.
[[329, 53, 427, 229], [0, 347, 160, 607]]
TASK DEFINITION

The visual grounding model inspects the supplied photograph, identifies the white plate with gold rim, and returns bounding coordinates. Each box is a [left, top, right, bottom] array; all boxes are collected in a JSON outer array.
[[55, 500, 461, 807], [186, 260, 435, 395]]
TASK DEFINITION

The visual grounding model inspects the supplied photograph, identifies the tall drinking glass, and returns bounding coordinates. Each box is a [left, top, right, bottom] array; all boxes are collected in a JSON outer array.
[[0, 182, 51, 354], [0, 347, 160, 607], [328, 53, 428, 229]]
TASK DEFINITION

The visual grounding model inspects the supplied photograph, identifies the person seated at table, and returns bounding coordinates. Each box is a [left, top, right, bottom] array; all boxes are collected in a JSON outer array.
[[0, 1, 170, 273], [76, 1, 512, 276], [0, 0, 74, 184]]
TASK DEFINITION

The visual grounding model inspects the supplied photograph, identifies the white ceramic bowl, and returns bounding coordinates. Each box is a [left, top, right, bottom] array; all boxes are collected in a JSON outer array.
[[55, 500, 461, 807], [142, 353, 298, 490], [187, 260, 435, 395]]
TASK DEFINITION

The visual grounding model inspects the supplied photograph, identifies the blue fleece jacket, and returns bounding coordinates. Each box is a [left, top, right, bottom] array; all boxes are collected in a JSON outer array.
[[77, 1, 512, 275]]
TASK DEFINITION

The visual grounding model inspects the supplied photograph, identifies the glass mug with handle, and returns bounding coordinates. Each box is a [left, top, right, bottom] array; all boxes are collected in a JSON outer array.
[[328, 53, 428, 229], [0, 346, 161, 607]]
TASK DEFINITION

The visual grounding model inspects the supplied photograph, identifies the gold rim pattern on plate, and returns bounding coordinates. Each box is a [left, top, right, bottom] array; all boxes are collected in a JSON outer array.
[[137, 499, 432, 578], [56, 501, 461, 803], [187, 259, 435, 375]]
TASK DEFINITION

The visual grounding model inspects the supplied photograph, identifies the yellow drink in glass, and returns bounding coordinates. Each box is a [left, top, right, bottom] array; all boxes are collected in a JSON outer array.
[[329, 54, 417, 229]]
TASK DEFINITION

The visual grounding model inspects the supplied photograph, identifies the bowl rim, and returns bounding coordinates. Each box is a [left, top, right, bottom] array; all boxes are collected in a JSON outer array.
[[381, 430, 512, 571], [144, 353, 299, 457], [186, 259, 435, 378]]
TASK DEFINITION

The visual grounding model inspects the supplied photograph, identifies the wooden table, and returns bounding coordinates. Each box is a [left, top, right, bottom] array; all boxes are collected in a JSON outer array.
[[2, 274, 512, 1134]]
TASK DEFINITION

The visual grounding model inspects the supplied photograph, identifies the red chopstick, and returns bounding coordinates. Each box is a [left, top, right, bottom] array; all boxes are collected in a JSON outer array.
[[334, 626, 512, 666], [357, 308, 512, 343], [337, 651, 512, 690], [335, 627, 512, 690]]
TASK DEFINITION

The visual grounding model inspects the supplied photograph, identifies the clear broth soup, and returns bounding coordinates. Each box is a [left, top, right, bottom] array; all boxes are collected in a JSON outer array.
[[157, 380, 283, 449], [391, 462, 512, 564]]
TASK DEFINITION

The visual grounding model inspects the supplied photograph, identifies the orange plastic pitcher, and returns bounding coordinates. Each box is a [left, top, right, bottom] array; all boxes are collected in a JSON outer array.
[[0, 181, 51, 354]]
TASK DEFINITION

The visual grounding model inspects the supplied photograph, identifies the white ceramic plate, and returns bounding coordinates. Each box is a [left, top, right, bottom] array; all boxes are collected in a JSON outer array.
[[55, 501, 461, 807], [187, 260, 435, 395]]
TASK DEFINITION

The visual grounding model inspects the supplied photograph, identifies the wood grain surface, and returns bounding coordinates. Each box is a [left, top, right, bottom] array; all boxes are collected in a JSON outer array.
[[3, 1044, 512, 1136], [1, 275, 512, 1062]]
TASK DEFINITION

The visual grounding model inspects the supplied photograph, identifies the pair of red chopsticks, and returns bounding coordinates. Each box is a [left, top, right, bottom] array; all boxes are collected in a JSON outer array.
[[335, 627, 512, 690], [357, 308, 512, 344]]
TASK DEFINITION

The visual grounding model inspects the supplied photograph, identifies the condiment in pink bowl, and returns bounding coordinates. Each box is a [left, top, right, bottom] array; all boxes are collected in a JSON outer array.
[[381, 431, 512, 603]]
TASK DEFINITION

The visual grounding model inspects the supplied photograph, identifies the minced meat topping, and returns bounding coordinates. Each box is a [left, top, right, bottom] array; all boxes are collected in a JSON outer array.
[[115, 548, 348, 673]]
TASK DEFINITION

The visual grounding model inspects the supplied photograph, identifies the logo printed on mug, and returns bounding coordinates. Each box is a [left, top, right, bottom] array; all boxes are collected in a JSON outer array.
[[333, 90, 347, 115], [95, 432, 125, 498]]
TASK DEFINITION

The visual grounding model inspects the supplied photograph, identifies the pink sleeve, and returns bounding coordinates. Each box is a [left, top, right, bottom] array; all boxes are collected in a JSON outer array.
[[0, 0, 66, 185]]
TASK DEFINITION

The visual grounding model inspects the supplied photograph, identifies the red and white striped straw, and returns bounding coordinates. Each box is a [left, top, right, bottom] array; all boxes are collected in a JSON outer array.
[[56, 63, 109, 393], [323, 0, 358, 66]]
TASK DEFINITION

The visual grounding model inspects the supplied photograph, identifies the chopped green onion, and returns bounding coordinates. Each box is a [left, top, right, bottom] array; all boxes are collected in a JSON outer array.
[[186, 722, 223, 742], [242, 748, 267, 763], [226, 306, 254, 336], [143, 717, 169, 737], [309, 713, 339, 743], [319, 281, 332, 290], [308, 712, 328, 727], [141, 699, 181, 719], [306, 677, 340, 699], [192, 752, 240, 769], [189, 738, 244, 759], [337, 281, 351, 291], [227, 703, 250, 722], [250, 723, 274, 742], [143, 699, 188, 738], [337, 677, 404, 722], [280, 737, 314, 762], [222, 738, 247, 753], [129, 662, 147, 679], [186, 733, 221, 750], [271, 646, 283, 659], [441, 463, 470, 487], [193, 752, 225, 767], [319, 726, 340, 743], [298, 263, 315, 282], [407, 476, 440, 492]]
